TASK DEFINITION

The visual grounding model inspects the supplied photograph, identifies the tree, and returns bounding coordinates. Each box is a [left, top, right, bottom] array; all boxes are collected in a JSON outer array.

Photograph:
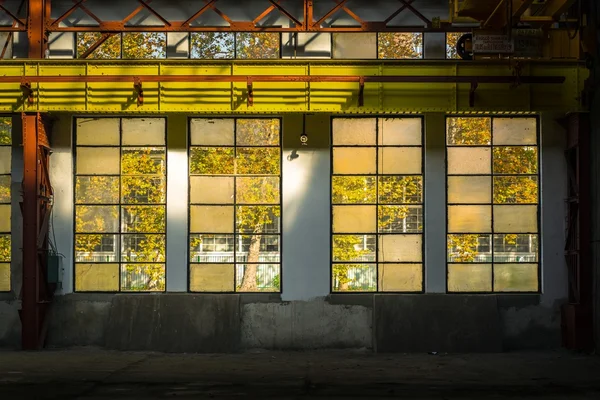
[[76, 32, 166, 59], [378, 33, 423, 59]]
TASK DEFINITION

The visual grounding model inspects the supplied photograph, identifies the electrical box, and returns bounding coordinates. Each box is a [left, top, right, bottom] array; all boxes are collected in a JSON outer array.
[[47, 253, 62, 289]]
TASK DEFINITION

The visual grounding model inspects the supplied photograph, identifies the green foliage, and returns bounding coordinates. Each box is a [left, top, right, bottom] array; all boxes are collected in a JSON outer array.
[[0, 117, 11, 145], [446, 32, 462, 59], [447, 117, 491, 145], [0, 235, 10, 262], [0, 176, 10, 203], [447, 234, 481, 262], [236, 33, 279, 59], [191, 33, 234, 59], [76, 32, 166, 59], [378, 33, 423, 59]]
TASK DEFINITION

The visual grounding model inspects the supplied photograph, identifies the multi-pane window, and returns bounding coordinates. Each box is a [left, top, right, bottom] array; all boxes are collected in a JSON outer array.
[[76, 32, 167, 59], [0, 117, 11, 292], [74, 118, 166, 292], [189, 118, 281, 293], [331, 117, 424, 292], [446, 116, 539, 292]]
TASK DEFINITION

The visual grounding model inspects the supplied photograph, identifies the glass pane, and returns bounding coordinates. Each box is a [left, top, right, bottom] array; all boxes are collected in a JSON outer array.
[[236, 235, 280, 263], [493, 234, 538, 262], [121, 148, 165, 175], [76, 147, 120, 175], [493, 263, 538, 292], [236, 148, 280, 175], [447, 234, 492, 262], [0, 147, 10, 175], [190, 119, 234, 146], [190, 234, 235, 263], [332, 264, 376, 292], [190, 32, 235, 59], [190, 205, 234, 233], [332, 176, 376, 204], [448, 264, 492, 292], [236, 119, 279, 146], [494, 176, 538, 204], [493, 205, 538, 233], [190, 264, 234, 292], [236, 177, 280, 204], [378, 118, 422, 146], [447, 176, 491, 204], [190, 147, 235, 175], [236, 32, 279, 59], [378, 263, 422, 292], [76, 33, 121, 59], [75, 234, 118, 262], [236, 264, 280, 292], [75, 205, 119, 233], [122, 118, 165, 146], [446, 33, 462, 59], [75, 263, 119, 292], [190, 176, 234, 204], [332, 118, 376, 145], [378, 147, 421, 174], [447, 147, 491, 175], [333, 147, 376, 175], [122, 32, 166, 59], [378, 205, 423, 233], [493, 147, 538, 174], [0, 175, 10, 203], [379, 234, 422, 262], [0, 205, 9, 232], [121, 234, 165, 263], [122, 176, 166, 204], [446, 117, 491, 145], [0, 263, 9, 292], [76, 118, 120, 145], [448, 205, 492, 233], [493, 118, 537, 145], [236, 206, 280, 234], [0, 234, 10, 262], [332, 234, 376, 262], [378, 33, 423, 59], [76, 176, 119, 204], [332, 205, 376, 233], [121, 206, 165, 233], [121, 264, 165, 291], [0, 117, 11, 145], [378, 176, 422, 204]]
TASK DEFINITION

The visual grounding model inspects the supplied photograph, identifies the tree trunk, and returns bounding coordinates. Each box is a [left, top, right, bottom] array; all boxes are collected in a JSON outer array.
[[240, 230, 262, 292]]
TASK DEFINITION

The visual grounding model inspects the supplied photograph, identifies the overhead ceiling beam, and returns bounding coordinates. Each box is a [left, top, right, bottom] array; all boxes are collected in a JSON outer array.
[[512, 0, 534, 19], [541, 0, 577, 19]]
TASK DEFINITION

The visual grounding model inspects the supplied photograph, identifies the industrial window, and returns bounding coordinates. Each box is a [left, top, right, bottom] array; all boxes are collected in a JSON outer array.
[[378, 33, 423, 59], [0, 117, 11, 292], [446, 116, 539, 293], [331, 117, 424, 292], [74, 118, 166, 292], [76, 32, 167, 59], [189, 118, 281, 292]]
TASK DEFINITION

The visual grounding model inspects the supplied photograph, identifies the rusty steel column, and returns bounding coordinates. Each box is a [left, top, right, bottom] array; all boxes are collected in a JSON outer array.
[[27, 0, 47, 58]]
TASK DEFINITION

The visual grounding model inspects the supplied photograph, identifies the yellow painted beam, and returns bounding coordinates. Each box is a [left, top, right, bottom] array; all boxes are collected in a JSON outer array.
[[0, 60, 588, 114]]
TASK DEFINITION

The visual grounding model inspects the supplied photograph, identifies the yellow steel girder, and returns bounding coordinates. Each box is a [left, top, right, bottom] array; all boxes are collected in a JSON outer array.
[[0, 60, 588, 114]]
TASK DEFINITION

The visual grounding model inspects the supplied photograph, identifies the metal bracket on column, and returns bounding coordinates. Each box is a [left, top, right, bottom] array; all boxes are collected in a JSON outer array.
[[469, 82, 478, 107], [134, 77, 143, 106], [358, 77, 365, 107], [247, 78, 254, 107], [20, 81, 33, 105]]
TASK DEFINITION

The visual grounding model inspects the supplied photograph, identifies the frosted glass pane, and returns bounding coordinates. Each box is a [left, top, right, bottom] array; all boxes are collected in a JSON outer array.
[[0, 204, 10, 232], [76, 118, 119, 145], [447, 147, 491, 175], [494, 263, 538, 292], [448, 205, 492, 233], [378, 147, 421, 174], [333, 147, 376, 174], [0, 175, 9, 203], [378, 263, 422, 292], [0, 147, 10, 174], [493, 118, 537, 145], [75, 206, 118, 233], [448, 264, 492, 292], [77, 147, 120, 175], [190, 176, 234, 204], [447, 176, 491, 204], [236, 119, 279, 146], [332, 205, 376, 233], [75, 263, 119, 292], [190, 118, 234, 146], [122, 118, 165, 146], [378, 118, 422, 145], [332, 118, 376, 145], [190, 205, 234, 233], [493, 205, 538, 233], [76, 176, 119, 204], [190, 264, 234, 292], [0, 263, 9, 292], [378, 234, 422, 262]]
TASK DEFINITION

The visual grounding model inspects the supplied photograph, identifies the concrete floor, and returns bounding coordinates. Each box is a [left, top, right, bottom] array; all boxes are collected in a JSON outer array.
[[0, 349, 599, 399]]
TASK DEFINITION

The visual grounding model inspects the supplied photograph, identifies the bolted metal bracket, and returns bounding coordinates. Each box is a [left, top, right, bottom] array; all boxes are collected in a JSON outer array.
[[247, 78, 254, 107], [20, 81, 33, 105], [134, 77, 143, 106], [358, 77, 365, 107]]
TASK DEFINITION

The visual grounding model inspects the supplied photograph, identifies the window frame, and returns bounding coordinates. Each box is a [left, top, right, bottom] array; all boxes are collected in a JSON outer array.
[[0, 115, 12, 293]]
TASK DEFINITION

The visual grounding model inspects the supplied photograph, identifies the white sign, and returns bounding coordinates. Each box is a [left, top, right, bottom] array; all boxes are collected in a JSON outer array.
[[473, 34, 515, 54]]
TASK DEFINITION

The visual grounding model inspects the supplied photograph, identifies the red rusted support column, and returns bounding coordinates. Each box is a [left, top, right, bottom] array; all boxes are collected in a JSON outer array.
[[27, 0, 47, 58]]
